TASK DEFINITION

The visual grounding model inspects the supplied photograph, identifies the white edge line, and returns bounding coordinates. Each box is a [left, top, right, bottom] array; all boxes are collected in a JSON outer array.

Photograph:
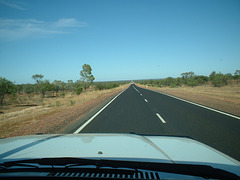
[[156, 113, 166, 123], [143, 87, 240, 120], [73, 87, 129, 134]]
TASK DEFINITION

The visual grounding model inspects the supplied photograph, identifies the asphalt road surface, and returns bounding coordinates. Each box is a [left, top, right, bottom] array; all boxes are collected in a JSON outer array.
[[78, 84, 240, 161]]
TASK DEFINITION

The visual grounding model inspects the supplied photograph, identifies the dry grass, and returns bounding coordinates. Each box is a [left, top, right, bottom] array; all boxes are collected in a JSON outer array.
[[0, 85, 129, 138], [1, 83, 238, 138], [137, 84, 240, 116]]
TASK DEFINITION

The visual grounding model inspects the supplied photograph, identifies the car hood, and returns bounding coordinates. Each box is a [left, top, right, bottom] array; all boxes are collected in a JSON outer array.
[[0, 133, 240, 175]]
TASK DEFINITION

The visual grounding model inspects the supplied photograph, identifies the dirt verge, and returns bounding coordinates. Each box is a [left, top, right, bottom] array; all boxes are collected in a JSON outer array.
[[0, 85, 128, 138]]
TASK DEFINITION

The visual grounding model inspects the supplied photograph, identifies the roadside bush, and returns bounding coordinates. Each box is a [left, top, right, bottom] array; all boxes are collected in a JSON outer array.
[[39, 80, 53, 99], [209, 71, 216, 81], [233, 75, 240, 80], [211, 73, 228, 87], [0, 77, 16, 106], [95, 82, 120, 90], [170, 82, 177, 88], [106, 83, 119, 89], [187, 79, 198, 87], [95, 83, 105, 90], [194, 75, 208, 85], [157, 82, 163, 88], [75, 85, 83, 95], [163, 77, 174, 86]]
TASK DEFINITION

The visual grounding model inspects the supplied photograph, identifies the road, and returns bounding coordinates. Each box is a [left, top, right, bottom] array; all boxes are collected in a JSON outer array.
[[77, 84, 240, 161]]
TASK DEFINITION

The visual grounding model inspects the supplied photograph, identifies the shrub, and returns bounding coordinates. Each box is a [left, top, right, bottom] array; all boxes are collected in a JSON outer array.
[[95, 83, 105, 90], [106, 83, 119, 89], [163, 77, 174, 86], [75, 85, 83, 95], [211, 73, 228, 87], [0, 77, 16, 106], [187, 79, 198, 87], [194, 75, 208, 85], [95, 82, 119, 90], [170, 82, 177, 88]]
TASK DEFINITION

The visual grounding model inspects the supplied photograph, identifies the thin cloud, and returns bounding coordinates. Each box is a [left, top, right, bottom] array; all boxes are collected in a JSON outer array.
[[53, 18, 87, 28], [0, 0, 26, 10], [0, 18, 87, 41]]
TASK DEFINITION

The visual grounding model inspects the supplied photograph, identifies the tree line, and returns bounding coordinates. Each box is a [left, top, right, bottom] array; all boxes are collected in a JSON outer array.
[[1, 67, 239, 106], [137, 70, 240, 88], [0, 64, 125, 106]]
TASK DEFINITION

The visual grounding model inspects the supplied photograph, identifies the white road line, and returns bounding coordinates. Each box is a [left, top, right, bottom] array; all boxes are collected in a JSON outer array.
[[144, 99, 148, 103], [133, 86, 139, 93], [156, 113, 166, 123], [144, 88, 240, 120], [73, 87, 128, 134]]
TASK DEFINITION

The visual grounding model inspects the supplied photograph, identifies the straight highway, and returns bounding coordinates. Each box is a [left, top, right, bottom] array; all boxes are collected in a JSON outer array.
[[75, 84, 240, 161]]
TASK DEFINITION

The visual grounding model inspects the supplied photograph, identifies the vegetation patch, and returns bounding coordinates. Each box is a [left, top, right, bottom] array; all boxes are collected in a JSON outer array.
[[136, 70, 240, 117], [0, 64, 129, 138], [137, 70, 240, 88], [0, 84, 129, 138]]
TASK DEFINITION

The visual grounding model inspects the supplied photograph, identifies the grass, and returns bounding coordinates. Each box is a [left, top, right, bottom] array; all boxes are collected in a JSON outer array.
[[0, 84, 129, 138]]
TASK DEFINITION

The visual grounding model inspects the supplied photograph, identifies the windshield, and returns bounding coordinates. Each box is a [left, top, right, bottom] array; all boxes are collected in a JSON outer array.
[[0, 0, 240, 178]]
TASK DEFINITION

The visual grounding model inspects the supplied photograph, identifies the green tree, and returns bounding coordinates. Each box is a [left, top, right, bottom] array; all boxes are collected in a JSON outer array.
[[235, 70, 240, 76], [211, 73, 228, 87], [163, 77, 175, 86], [22, 84, 35, 100], [181, 71, 195, 79], [52, 80, 66, 95], [194, 75, 208, 85], [75, 84, 83, 95], [187, 79, 198, 87], [209, 71, 216, 81], [32, 74, 44, 83], [95, 83, 105, 90], [15, 84, 23, 94], [80, 64, 95, 90], [0, 77, 15, 106], [66, 80, 74, 91], [233, 70, 240, 81], [32, 74, 44, 93], [181, 71, 195, 85], [23, 84, 35, 94], [39, 80, 53, 98]]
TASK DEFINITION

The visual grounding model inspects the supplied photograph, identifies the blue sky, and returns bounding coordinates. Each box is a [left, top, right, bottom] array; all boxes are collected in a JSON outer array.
[[0, 0, 239, 84]]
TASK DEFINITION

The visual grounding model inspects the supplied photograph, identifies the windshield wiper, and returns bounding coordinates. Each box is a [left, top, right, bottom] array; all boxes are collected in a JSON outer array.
[[1, 158, 239, 179], [0, 159, 41, 169]]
